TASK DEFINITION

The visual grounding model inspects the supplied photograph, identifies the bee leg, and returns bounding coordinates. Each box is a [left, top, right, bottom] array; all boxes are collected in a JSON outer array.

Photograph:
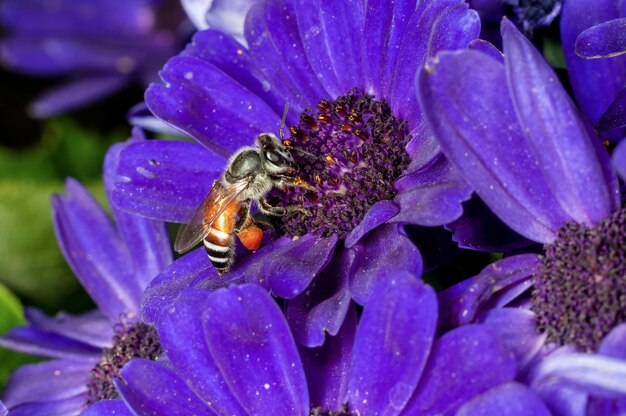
[[276, 175, 317, 192], [251, 213, 275, 232], [259, 198, 312, 217], [234, 201, 252, 233]]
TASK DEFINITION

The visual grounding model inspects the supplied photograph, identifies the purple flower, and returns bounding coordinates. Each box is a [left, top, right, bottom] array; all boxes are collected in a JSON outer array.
[[561, 0, 626, 133], [107, 0, 483, 339], [181, 0, 259, 42], [0, 0, 185, 118], [0, 129, 172, 415], [418, 17, 626, 408], [81, 274, 544, 416]]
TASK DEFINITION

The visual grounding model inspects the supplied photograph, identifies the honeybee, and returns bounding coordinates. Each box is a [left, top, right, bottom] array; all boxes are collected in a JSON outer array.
[[174, 132, 313, 274]]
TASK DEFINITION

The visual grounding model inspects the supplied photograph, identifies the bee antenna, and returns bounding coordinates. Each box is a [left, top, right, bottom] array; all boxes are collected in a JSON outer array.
[[279, 102, 289, 141], [289, 146, 318, 159]]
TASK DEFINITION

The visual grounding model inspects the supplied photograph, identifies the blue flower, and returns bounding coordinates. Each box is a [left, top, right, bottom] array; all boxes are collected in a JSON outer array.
[[80, 274, 547, 416], [0, 129, 171, 415], [106, 0, 484, 343]]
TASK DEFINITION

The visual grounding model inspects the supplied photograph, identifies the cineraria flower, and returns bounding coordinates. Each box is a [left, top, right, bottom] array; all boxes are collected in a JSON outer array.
[[0, 129, 171, 415], [0, 0, 186, 117], [561, 0, 626, 134], [108, 0, 484, 341], [420, 17, 625, 353], [81, 274, 551, 416], [180, 0, 259, 43]]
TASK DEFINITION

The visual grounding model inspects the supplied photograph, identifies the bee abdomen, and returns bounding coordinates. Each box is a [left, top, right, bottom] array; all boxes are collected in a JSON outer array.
[[204, 228, 234, 273]]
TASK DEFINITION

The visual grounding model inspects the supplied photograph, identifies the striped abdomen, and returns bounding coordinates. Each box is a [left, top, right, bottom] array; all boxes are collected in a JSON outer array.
[[203, 197, 241, 274]]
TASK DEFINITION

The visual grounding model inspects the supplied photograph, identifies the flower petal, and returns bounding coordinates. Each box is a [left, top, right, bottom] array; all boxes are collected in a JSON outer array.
[[299, 306, 357, 410], [349, 224, 423, 305], [348, 275, 438, 416], [576, 18, 626, 58], [502, 18, 619, 226], [3, 359, 92, 408], [103, 146, 172, 291], [456, 382, 552, 416], [156, 289, 246, 416], [82, 400, 133, 416], [293, 0, 365, 97], [392, 155, 472, 226], [598, 87, 626, 131], [109, 138, 223, 223], [418, 48, 571, 243], [286, 247, 353, 347], [561, 0, 626, 124], [116, 359, 215, 416], [145, 56, 281, 158], [24, 308, 113, 349], [127, 103, 181, 135], [52, 179, 140, 320], [0, 326, 101, 360], [7, 395, 86, 416], [391, 0, 480, 123], [599, 324, 626, 359], [203, 284, 309, 415], [402, 325, 517, 415], [438, 254, 541, 328], [28, 74, 128, 118], [344, 200, 399, 248], [244, 1, 329, 113], [615, 139, 626, 181], [361, 0, 416, 98]]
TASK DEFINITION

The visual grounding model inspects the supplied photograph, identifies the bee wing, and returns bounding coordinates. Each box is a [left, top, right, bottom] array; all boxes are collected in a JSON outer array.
[[174, 178, 252, 253]]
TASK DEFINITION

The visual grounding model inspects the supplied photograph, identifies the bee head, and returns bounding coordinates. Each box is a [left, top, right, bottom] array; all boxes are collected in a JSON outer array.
[[257, 133, 297, 175]]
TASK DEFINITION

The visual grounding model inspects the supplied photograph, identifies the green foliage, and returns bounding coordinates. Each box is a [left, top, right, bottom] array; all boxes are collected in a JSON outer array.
[[543, 36, 566, 70]]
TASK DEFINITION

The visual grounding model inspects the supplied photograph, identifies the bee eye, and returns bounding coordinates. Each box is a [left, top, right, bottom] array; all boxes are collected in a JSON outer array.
[[265, 151, 280, 163]]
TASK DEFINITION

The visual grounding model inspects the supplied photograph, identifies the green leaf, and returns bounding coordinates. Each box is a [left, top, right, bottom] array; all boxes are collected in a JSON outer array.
[[0, 283, 40, 391], [544, 36, 566, 70]]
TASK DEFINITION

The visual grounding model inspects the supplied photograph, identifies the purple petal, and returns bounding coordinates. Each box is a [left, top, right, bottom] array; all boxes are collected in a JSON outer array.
[[599, 87, 626, 131], [156, 289, 246, 415], [286, 248, 353, 347], [391, 0, 480, 123], [52, 179, 140, 321], [104, 137, 173, 290], [109, 139, 223, 223], [480, 308, 546, 371], [181, 0, 213, 30], [117, 359, 215, 416], [615, 140, 626, 181], [0, 326, 101, 360], [244, 1, 328, 113], [0, 401, 5, 416], [456, 382, 552, 416], [3, 359, 93, 408], [181, 29, 281, 113], [532, 353, 626, 399], [300, 306, 357, 410], [349, 224, 423, 305], [392, 155, 472, 226], [561, 0, 626, 124], [348, 275, 438, 415], [293, 0, 365, 97], [82, 400, 133, 416], [502, 18, 619, 226], [469, 38, 504, 62], [438, 254, 541, 328], [361, 0, 416, 98], [203, 0, 258, 39], [127, 103, 181, 135], [599, 324, 626, 360], [445, 196, 534, 252], [344, 201, 399, 248], [24, 308, 113, 349], [7, 395, 86, 416], [203, 284, 309, 415], [403, 325, 517, 415], [28, 74, 128, 118], [576, 18, 626, 58], [145, 56, 281, 159], [418, 49, 571, 243]]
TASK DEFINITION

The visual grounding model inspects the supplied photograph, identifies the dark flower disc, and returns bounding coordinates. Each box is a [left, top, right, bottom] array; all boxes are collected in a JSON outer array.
[[86, 322, 162, 405], [502, 0, 562, 32], [272, 89, 410, 239], [532, 207, 626, 351]]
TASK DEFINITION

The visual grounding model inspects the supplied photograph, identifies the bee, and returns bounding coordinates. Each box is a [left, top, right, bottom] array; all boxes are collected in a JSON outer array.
[[174, 111, 314, 274]]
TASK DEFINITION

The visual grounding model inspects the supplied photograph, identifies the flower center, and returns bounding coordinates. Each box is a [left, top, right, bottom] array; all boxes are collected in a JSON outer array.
[[273, 89, 410, 239], [532, 207, 626, 352], [85, 322, 162, 405]]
